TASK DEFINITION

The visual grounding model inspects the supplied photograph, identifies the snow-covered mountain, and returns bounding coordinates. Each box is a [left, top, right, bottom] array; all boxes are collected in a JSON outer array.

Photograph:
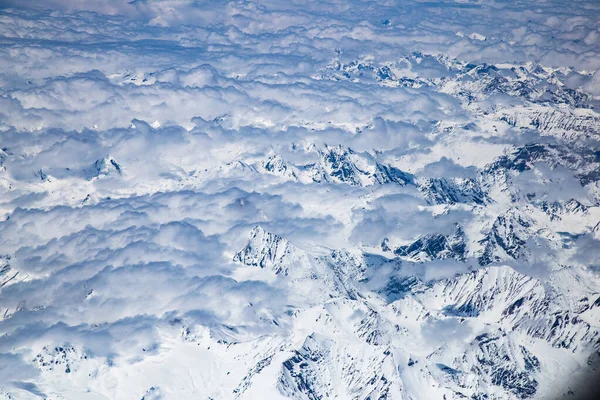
[[88, 156, 123, 179], [1, 1, 600, 399], [258, 144, 413, 187], [227, 228, 599, 399]]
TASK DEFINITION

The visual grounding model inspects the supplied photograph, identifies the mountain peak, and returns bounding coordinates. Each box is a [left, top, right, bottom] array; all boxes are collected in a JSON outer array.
[[90, 155, 122, 179], [233, 226, 299, 275]]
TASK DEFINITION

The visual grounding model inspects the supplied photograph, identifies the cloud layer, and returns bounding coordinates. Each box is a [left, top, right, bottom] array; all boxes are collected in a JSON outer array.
[[1, 1, 600, 399]]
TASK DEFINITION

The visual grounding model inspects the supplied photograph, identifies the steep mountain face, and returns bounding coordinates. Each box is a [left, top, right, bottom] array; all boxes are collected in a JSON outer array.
[[417, 177, 487, 205], [447, 331, 541, 399], [0, 256, 17, 288], [233, 226, 299, 275], [277, 333, 403, 400], [483, 143, 600, 186], [418, 266, 547, 324], [233, 227, 372, 301], [477, 209, 535, 266], [259, 145, 412, 187], [392, 225, 467, 262], [319, 145, 412, 186], [538, 199, 588, 221], [0, 149, 7, 172], [0, 255, 27, 295], [89, 155, 122, 179], [496, 107, 600, 141]]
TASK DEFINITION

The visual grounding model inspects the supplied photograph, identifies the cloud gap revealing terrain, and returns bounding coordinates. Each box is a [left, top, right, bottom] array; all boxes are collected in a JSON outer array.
[[1, 0, 600, 399]]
